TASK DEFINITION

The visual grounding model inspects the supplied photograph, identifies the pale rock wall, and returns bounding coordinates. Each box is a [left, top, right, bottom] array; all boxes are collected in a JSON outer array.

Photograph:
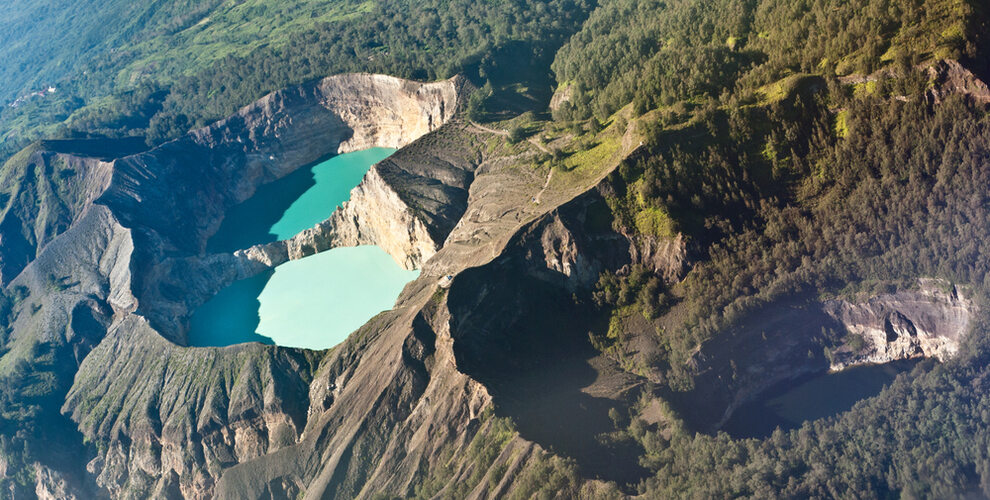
[[823, 279, 974, 370]]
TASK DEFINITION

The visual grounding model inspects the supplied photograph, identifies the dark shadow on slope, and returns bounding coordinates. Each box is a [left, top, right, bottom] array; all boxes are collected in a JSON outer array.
[[206, 161, 322, 253], [448, 259, 647, 487], [464, 40, 560, 120], [665, 300, 855, 435], [40, 136, 149, 160], [721, 358, 922, 439]]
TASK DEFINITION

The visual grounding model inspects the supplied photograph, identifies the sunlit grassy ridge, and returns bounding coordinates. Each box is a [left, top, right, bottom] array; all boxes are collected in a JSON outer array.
[[111, 0, 376, 86]]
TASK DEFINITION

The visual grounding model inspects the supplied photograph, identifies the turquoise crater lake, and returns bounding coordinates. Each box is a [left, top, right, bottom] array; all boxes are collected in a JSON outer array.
[[189, 148, 420, 350]]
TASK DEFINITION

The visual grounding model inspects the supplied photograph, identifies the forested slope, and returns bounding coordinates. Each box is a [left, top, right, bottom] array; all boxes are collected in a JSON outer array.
[[0, 0, 592, 160], [533, 0, 990, 495]]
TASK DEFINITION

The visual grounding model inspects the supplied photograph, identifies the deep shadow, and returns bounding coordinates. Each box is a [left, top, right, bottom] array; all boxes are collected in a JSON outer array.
[[665, 300, 842, 433], [40, 136, 149, 160], [206, 161, 321, 253], [448, 257, 647, 486], [722, 359, 923, 439], [187, 271, 275, 347], [464, 40, 560, 119]]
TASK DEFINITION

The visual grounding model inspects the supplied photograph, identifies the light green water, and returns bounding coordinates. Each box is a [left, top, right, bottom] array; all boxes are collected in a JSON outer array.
[[190, 148, 420, 350], [257, 246, 419, 349]]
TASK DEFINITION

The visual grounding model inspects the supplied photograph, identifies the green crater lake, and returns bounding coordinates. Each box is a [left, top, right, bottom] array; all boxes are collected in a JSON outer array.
[[189, 147, 420, 350]]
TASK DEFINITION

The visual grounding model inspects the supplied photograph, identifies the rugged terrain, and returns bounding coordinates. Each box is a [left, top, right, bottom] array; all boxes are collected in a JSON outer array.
[[2, 62, 981, 498], [4, 0, 990, 496]]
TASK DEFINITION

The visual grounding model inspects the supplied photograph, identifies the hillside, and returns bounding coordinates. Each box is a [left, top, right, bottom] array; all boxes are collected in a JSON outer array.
[[2, 0, 990, 498], [0, 0, 590, 161]]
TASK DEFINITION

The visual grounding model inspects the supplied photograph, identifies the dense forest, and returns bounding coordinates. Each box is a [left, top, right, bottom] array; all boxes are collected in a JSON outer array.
[[545, 0, 990, 494], [551, 0, 977, 121], [553, 0, 987, 379]]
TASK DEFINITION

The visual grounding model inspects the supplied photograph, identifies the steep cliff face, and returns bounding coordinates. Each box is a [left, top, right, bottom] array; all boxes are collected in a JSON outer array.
[[926, 59, 990, 105], [100, 74, 462, 256], [824, 280, 973, 370], [239, 119, 483, 271], [241, 166, 438, 270]]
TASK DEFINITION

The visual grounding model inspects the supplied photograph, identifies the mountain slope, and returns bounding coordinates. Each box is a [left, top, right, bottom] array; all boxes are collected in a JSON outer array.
[[2, 0, 990, 498]]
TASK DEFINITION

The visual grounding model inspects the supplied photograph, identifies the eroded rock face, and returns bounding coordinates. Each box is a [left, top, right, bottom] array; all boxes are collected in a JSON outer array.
[[64, 316, 316, 499], [926, 59, 990, 105], [100, 74, 462, 256], [626, 231, 688, 282], [823, 280, 974, 370]]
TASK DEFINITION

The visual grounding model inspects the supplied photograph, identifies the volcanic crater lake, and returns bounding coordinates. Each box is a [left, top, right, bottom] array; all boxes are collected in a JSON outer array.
[[722, 359, 922, 439], [189, 148, 420, 350]]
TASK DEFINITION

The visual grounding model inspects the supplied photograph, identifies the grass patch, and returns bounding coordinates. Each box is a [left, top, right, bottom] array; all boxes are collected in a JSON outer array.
[[755, 74, 817, 104], [835, 109, 850, 138], [634, 206, 676, 238]]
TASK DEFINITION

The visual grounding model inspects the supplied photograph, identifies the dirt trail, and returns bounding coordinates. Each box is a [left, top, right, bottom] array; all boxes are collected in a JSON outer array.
[[469, 121, 551, 153], [470, 121, 555, 204], [534, 168, 553, 205]]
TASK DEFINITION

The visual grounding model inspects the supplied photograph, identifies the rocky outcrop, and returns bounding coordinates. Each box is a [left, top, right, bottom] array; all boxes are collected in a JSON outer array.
[[626, 231, 689, 282], [823, 280, 973, 370], [926, 59, 990, 105], [549, 84, 574, 112]]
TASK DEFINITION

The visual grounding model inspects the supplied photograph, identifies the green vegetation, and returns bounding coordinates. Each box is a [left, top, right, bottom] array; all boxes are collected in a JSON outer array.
[[551, 0, 974, 121], [0, 0, 596, 162], [538, 0, 990, 494], [632, 347, 990, 497]]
